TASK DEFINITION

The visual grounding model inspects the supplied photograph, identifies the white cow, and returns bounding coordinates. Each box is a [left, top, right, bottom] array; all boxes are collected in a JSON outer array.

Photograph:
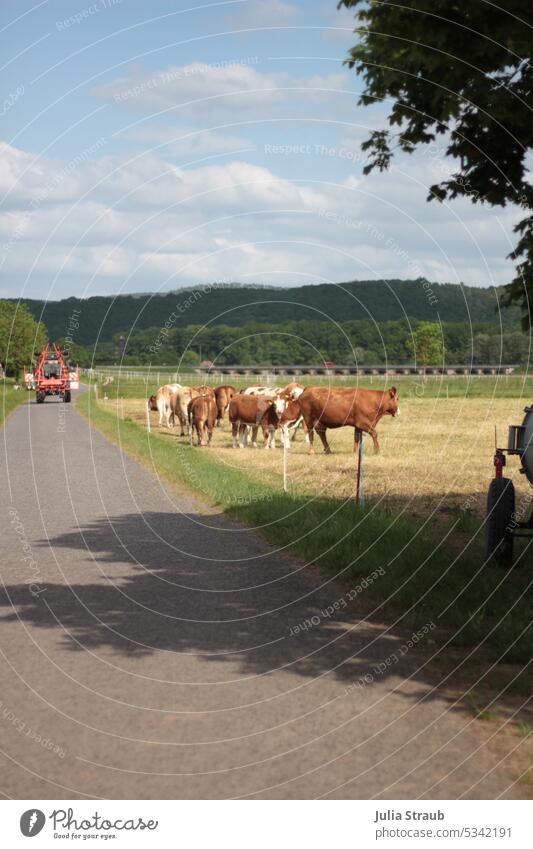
[[155, 383, 182, 428]]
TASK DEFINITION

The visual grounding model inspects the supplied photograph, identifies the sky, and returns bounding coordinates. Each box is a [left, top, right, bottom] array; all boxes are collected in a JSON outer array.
[[0, 0, 523, 300]]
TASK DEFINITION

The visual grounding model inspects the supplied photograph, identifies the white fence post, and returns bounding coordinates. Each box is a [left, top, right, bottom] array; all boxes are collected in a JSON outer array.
[[283, 430, 288, 492], [145, 402, 151, 433], [356, 432, 364, 508]]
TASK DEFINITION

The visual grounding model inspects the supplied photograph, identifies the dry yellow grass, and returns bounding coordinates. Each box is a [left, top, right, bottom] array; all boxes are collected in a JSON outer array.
[[103, 394, 532, 524]]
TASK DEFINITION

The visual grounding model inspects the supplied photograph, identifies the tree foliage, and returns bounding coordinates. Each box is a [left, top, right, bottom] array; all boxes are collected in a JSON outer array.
[[0, 300, 47, 377], [339, 0, 533, 328], [103, 318, 529, 367], [406, 322, 444, 366]]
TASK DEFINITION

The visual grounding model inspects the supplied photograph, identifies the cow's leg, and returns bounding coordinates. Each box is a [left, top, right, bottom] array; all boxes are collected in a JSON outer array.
[[368, 427, 379, 453], [239, 424, 247, 448], [265, 425, 276, 449], [316, 426, 331, 455], [231, 422, 238, 448], [251, 425, 259, 448], [306, 421, 315, 455]]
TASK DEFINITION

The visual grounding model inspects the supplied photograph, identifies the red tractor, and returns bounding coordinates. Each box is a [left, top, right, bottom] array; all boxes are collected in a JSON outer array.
[[32, 343, 72, 404]]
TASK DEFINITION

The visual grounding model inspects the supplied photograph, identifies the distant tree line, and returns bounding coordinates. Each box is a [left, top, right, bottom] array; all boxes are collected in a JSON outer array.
[[67, 318, 529, 367], [15, 279, 522, 345]]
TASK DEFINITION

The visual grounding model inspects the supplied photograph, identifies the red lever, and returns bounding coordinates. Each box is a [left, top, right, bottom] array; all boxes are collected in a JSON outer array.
[[494, 448, 506, 479]]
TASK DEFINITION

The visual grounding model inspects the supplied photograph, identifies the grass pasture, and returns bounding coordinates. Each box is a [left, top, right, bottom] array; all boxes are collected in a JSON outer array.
[[98, 380, 533, 530], [77, 376, 533, 671]]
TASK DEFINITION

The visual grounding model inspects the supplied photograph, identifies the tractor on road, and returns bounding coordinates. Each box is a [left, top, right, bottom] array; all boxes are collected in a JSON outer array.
[[30, 343, 73, 404]]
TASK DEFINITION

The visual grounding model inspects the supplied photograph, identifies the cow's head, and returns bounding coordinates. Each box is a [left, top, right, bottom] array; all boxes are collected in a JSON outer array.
[[280, 399, 301, 427], [386, 386, 400, 416], [289, 385, 305, 400], [148, 395, 157, 411], [272, 397, 287, 417]]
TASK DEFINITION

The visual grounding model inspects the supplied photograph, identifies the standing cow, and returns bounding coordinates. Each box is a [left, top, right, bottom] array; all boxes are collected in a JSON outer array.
[[229, 395, 286, 449], [194, 385, 215, 397], [188, 395, 217, 446], [171, 386, 201, 436], [278, 398, 307, 449], [155, 383, 182, 428], [214, 385, 236, 427], [298, 386, 400, 454]]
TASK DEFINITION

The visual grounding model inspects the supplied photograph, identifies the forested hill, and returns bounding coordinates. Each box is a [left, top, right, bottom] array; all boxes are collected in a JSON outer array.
[[17, 279, 518, 345]]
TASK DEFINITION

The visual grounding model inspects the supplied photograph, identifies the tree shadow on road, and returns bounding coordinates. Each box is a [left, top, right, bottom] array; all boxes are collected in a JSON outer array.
[[0, 509, 422, 690], [0, 503, 530, 719]]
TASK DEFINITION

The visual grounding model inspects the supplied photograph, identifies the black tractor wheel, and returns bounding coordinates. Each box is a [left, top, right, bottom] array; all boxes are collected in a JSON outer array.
[[485, 477, 515, 568], [36, 391, 45, 404], [63, 390, 71, 403]]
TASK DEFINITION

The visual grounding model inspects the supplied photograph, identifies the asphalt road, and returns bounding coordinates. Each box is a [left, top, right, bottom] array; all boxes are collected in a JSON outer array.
[[0, 395, 522, 799]]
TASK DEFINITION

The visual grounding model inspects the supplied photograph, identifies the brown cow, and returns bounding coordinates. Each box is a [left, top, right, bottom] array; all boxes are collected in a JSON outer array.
[[298, 386, 400, 454], [214, 385, 236, 427], [229, 394, 286, 449], [188, 395, 217, 446]]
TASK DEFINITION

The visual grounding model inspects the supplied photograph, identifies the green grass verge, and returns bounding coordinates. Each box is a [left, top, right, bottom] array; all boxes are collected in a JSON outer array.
[[77, 390, 532, 664], [1, 383, 29, 426]]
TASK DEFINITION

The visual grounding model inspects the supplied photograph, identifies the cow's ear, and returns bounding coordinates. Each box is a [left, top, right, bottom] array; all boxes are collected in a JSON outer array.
[[389, 386, 398, 398]]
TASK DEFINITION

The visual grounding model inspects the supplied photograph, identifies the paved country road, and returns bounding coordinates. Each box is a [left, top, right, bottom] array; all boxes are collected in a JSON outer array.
[[0, 395, 522, 799]]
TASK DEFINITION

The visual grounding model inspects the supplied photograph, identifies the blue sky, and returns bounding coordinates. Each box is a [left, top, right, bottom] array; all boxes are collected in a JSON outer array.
[[0, 0, 522, 299]]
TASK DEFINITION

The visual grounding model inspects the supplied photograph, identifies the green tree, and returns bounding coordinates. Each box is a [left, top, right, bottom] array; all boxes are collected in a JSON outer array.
[[407, 322, 444, 367], [0, 300, 47, 377], [339, 0, 533, 328]]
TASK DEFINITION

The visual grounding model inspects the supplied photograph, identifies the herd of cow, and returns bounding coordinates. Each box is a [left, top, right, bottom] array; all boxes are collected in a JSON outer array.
[[148, 382, 400, 454]]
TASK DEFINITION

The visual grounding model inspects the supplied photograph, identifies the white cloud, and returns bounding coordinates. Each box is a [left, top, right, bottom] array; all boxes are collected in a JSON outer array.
[[91, 62, 349, 123], [0, 140, 521, 299], [120, 125, 256, 158]]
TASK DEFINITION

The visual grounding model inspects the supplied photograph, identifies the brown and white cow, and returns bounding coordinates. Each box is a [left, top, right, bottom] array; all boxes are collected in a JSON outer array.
[[171, 386, 201, 436], [187, 394, 217, 446], [297, 386, 400, 454], [194, 385, 215, 398], [278, 397, 309, 449], [278, 382, 305, 399], [214, 385, 236, 426], [240, 385, 279, 396], [155, 383, 182, 428], [228, 394, 287, 449]]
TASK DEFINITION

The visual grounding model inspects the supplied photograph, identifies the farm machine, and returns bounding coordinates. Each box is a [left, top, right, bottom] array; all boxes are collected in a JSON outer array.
[[29, 343, 74, 404], [485, 405, 533, 567]]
